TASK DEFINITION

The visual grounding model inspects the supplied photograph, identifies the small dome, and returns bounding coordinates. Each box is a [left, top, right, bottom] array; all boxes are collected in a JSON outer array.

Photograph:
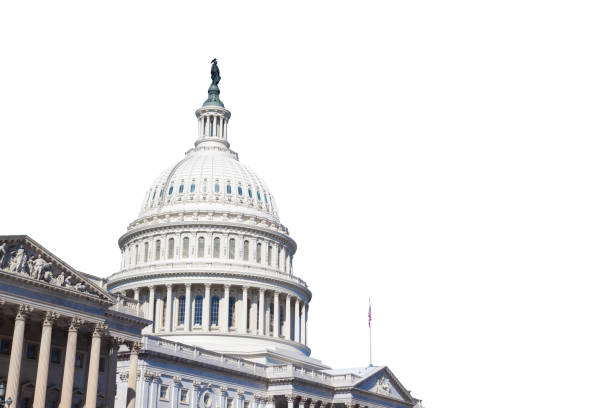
[[137, 146, 279, 223]]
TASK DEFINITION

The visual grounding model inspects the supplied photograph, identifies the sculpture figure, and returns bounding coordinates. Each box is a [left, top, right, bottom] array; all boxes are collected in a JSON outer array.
[[32, 254, 50, 280], [0, 243, 7, 269], [43, 269, 55, 284], [56, 272, 65, 286], [64, 274, 73, 288], [375, 377, 391, 395], [211, 58, 221, 85], [9, 245, 28, 274]]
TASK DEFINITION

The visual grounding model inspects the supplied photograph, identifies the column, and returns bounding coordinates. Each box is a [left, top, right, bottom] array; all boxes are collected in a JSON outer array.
[[149, 375, 160, 408], [265, 396, 275, 408], [298, 398, 305, 408], [165, 284, 173, 332], [273, 291, 280, 338], [185, 283, 192, 331], [304, 305, 308, 346], [218, 387, 227, 408], [294, 299, 300, 342], [148, 286, 155, 332], [33, 311, 59, 408], [286, 396, 294, 408], [59, 317, 83, 408], [134, 287, 140, 301], [241, 286, 248, 333], [300, 303, 306, 344], [104, 339, 119, 408], [85, 323, 106, 408], [258, 289, 265, 336], [221, 284, 230, 332], [126, 342, 141, 408], [6, 305, 32, 404], [155, 294, 163, 332], [203, 284, 211, 331], [139, 373, 151, 408], [284, 295, 291, 340]]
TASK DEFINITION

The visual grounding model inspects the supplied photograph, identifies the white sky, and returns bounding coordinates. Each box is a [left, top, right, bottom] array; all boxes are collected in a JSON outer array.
[[1, 1, 611, 407]]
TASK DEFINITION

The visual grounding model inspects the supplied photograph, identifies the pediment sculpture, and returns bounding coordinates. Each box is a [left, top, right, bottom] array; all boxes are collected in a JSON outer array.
[[0, 241, 100, 298], [375, 376, 392, 395]]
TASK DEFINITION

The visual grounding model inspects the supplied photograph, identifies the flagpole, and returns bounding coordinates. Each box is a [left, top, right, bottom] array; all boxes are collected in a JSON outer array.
[[369, 298, 373, 367]]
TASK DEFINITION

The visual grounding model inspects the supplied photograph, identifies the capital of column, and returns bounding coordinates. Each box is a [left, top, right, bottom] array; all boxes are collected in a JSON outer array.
[[42, 311, 59, 326], [130, 341, 143, 354], [285, 395, 294, 404], [224, 284, 231, 289], [15, 304, 33, 321], [68, 316, 84, 331], [219, 386, 228, 395], [92, 322, 108, 337], [166, 284, 173, 290], [259, 288, 265, 294], [185, 283, 192, 288]]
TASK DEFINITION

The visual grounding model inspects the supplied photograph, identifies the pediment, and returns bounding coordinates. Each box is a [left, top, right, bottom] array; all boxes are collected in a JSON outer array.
[[0, 235, 113, 303], [353, 366, 417, 403]]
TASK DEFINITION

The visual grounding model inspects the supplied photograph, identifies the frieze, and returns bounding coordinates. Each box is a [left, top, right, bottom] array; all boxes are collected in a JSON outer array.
[[0, 240, 106, 300]]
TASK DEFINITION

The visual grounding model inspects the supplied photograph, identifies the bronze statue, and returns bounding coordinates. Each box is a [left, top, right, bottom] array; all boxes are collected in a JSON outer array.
[[211, 58, 221, 86]]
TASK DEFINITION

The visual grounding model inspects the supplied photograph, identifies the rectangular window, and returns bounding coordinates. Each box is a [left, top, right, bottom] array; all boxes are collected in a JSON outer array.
[[244, 402, 250, 408], [180, 389, 189, 404], [99, 357, 105, 372], [182, 237, 189, 258], [194, 296, 203, 325], [256, 243, 262, 263], [50, 348, 61, 364], [155, 240, 161, 260], [210, 296, 219, 326], [160, 385, 169, 400], [178, 296, 186, 325], [26, 344, 37, 360], [267, 245, 273, 266], [134, 245, 139, 265], [144, 242, 149, 261], [0, 338, 10, 354], [198, 237, 205, 257], [243, 240, 249, 261], [167, 238, 174, 259], [226, 398, 233, 408], [75, 352, 84, 368], [213, 237, 220, 258]]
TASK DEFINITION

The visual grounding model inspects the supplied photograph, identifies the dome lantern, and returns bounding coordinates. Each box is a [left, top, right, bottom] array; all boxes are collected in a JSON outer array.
[[195, 59, 231, 149]]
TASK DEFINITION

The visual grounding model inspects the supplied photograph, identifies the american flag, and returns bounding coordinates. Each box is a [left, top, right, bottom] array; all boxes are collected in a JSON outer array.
[[368, 299, 372, 327]]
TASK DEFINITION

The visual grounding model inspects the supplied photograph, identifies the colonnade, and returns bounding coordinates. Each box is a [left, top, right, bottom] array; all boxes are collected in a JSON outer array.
[[198, 113, 228, 140], [125, 284, 308, 345], [3, 304, 140, 408]]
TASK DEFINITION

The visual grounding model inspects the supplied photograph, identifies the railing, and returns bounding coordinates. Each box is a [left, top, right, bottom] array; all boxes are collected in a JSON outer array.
[[109, 295, 143, 318]]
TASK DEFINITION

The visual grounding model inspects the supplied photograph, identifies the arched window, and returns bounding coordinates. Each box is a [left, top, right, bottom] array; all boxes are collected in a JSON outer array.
[[214, 183, 220, 193], [197, 237, 205, 257], [248, 188, 253, 198], [228, 296, 236, 327], [167, 238, 174, 259], [229, 238, 235, 259], [238, 186, 243, 196], [178, 296, 186, 325], [194, 296, 203, 325], [190, 183, 195, 193], [179, 184, 184, 194], [267, 245, 273, 266], [182, 237, 189, 258], [213, 237, 220, 258], [243, 240, 249, 261], [144, 242, 149, 261], [210, 296, 220, 326], [226, 184, 231, 194], [256, 243, 262, 263], [168, 186, 174, 195], [155, 240, 161, 260]]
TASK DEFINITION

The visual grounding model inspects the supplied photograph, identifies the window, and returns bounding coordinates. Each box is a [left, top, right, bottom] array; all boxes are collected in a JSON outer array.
[[243, 240, 249, 261], [247, 299, 252, 331], [180, 389, 189, 404], [167, 238, 174, 259], [264, 194, 268, 203], [190, 183, 195, 193], [229, 238, 235, 259], [238, 186, 243, 196], [50, 348, 61, 364], [214, 183, 220, 193], [198, 237, 205, 257], [178, 296, 186, 325], [256, 243, 262, 263], [269, 303, 274, 333], [99, 357, 105, 372], [160, 385, 169, 400], [168, 186, 174, 195], [155, 240, 161, 260], [152, 190, 156, 200], [182, 237, 189, 258], [226, 398, 233, 408], [244, 401, 250, 408], [75, 352, 84, 368], [26, 344, 37, 360], [213, 237, 220, 258], [226, 184, 231, 194], [280, 307, 285, 336], [134, 245, 139, 265], [257, 191, 261, 201], [203, 394, 211, 408], [277, 248, 281, 269], [228, 296, 236, 327], [248, 188, 252, 198], [0, 338, 10, 354], [194, 296, 203, 325], [179, 184, 184, 194], [267, 245, 273, 266], [144, 242, 149, 262], [210, 296, 220, 326]]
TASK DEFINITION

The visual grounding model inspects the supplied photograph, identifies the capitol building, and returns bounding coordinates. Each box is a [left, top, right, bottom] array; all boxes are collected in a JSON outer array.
[[0, 62, 422, 408]]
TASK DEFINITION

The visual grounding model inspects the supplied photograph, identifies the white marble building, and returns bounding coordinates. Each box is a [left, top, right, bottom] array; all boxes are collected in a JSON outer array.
[[0, 62, 422, 408]]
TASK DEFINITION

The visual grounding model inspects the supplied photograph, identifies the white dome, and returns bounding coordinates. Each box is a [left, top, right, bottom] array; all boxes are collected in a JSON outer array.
[[137, 146, 279, 224]]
